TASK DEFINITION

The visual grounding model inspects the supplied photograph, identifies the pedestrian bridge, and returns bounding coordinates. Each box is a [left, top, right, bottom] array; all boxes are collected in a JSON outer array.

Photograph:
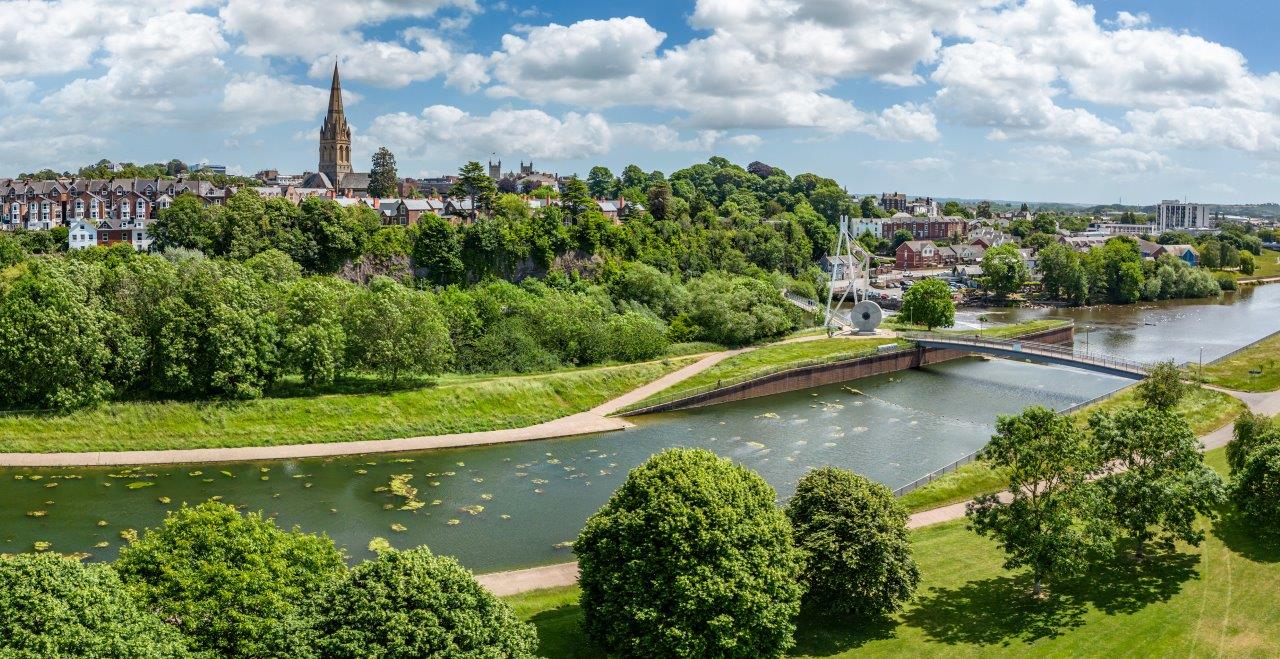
[[903, 332, 1152, 379]]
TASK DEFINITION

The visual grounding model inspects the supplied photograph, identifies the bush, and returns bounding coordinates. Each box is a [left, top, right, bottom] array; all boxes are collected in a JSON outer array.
[[1227, 411, 1280, 475], [115, 502, 346, 657], [1232, 443, 1280, 534], [1217, 272, 1238, 291], [0, 554, 191, 658], [607, 311, 670, 362], [785, 467, 919, 617], [684, 272, 797, 346], [575, 448, 804, 658], [309, 547, 537, 658]]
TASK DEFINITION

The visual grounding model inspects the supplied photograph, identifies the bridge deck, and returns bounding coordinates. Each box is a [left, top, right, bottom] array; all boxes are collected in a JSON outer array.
[[905, 333, 1151, 379]]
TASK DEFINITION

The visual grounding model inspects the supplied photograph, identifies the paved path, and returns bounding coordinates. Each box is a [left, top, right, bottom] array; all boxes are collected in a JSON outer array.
[[474, 384, 1280, 598], [0, 350, 754, 467]]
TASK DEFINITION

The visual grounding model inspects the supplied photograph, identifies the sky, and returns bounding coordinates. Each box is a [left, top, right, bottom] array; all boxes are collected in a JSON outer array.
[[2, 0, 1280, 205]]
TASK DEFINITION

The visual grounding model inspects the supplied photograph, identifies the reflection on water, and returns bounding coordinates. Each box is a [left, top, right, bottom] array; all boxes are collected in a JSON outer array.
[[1, 284, 1277, 572]]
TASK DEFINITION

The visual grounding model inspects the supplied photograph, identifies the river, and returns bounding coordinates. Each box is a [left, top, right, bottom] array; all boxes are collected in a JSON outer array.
[[2, 285, 1277, 572]]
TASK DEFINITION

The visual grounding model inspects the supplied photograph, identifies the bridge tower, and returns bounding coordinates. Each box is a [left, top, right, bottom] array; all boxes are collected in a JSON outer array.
[[825, 215, 882, 334]]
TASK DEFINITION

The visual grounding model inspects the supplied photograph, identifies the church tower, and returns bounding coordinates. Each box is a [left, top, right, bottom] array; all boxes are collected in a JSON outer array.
[[319, 63, 352, 185]]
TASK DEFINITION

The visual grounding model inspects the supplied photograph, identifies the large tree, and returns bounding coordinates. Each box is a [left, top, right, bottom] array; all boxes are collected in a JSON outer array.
[[1136, 360, 1187, 411], [342, 277, 453, 384], [981, 243, 1028, 298], [115, 501, 346, 657], [450, 161, 497, 222], [1232, 443, 1280, 535], [309, 547, 537, 657], [0, 554, 191, 658], [152, 193, 219, 253], [368, 146, 399, 198], [786, 467, 919, 617], [575, 448, 804, 658], [899, 278, 955, 330], [1037, 243, 1089, 304], [586, 165, 616, 198], [1091, 407, 1224, 561], [1227, 410, 1280, 476], [409, 213, 465, 284], [967, 406, 1109, 597]]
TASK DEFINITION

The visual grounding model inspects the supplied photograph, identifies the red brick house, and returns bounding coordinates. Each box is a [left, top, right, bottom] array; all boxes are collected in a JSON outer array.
[[880, 217, 966, 240], [896, 240, 942, 270]]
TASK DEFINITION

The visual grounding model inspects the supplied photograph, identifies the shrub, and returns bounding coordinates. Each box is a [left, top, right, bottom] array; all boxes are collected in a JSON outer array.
[[115, 501, 346, 657], [1217, 272, 1238, 291], [785, 467, 919, 617], [310, 547, 537, 658], [607, 311, 670, 362], [575, 448, 804, 658], [0, 554, 190, 658], [1227, 411, 1280, 475], [1232, 443, 1280, 534]]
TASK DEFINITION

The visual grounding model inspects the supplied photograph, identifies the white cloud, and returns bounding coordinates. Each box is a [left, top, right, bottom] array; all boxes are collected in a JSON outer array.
[[220, 74, 332, 134], [364, 106, 613, 161], [1108, 11, 1150, 28]]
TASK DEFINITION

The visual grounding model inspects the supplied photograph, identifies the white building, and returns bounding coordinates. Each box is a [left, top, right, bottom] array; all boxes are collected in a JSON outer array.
[[1157, 200, 1213, 232], [67, 220, 98, 250], [1095, 222, 1156, 237]]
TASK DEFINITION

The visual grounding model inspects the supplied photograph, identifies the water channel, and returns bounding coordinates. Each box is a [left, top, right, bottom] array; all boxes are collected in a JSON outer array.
[[2, 285, 1278, 572]]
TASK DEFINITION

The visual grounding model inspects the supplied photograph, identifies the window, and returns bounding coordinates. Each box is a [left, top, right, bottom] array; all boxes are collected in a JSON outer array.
[[136, 199, 145, 215]]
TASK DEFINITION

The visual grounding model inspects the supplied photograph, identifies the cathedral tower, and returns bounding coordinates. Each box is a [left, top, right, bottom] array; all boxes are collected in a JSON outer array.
[[319, 63, 352, 185]]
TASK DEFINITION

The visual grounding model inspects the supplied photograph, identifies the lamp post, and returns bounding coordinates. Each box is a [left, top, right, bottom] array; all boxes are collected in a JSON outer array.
[[1083, 325, 1091, 355], [1199, 346, 1205, 381]]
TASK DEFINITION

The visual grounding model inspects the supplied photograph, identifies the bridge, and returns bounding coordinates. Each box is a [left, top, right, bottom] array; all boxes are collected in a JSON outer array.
[[903, 332, 1153, 379]]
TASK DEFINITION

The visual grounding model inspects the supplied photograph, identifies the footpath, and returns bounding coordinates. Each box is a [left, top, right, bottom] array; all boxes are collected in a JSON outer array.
[[477, 384, 1280, 598]]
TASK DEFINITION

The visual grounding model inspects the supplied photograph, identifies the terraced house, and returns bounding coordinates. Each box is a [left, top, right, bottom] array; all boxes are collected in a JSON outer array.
[[0, 177, 229, 250]]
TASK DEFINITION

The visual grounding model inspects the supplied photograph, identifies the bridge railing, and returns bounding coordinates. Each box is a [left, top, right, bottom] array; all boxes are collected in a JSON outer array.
[[901, 332, 1152, 374]]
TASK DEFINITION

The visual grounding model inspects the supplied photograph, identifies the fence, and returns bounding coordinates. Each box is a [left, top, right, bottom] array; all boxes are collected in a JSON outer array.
[[891, 385, 1128, 497], [1203, 327, 1280, 366], [902, 331, 1150, 376]]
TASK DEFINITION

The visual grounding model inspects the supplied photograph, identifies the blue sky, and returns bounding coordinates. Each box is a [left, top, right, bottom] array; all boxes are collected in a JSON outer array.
[[3, 0, 1280, 205]]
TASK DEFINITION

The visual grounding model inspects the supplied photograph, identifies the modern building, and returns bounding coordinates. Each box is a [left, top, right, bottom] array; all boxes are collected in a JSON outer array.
[[1157, 200, 1213, 232], [1096, 222, 1156, 237]]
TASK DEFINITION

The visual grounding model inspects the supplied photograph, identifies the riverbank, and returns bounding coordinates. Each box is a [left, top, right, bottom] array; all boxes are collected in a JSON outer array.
[[0, 357, 703, 461], [1199, 329, 1280, 393], [505, 447, 1280, 657]]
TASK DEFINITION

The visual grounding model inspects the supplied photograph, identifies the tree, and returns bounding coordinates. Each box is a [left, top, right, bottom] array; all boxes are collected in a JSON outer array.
[[899, 278, 955, 330], [889, 229, 913, 253], [976, 200, 993, 219], [309, 547, 537, 658], [218, 187, 268, 259], [165, 159, 188, 175], [967, 406, 1109, 597], [1037, 243, 1088, 304], [1232, 443, 1280, 534], [343, 277, 453, 383], [0, 553, 191, 658], [115, 501, 346, 657], [368, 146, 399, 198], [152, 193, 219, 252], [561, 176, 592, 222], [683, 273, 796, 346], [606, 311, 670, 362], [980, 243, 1028, 298], [0, 259, 114, 410], [451, 161, 497, 222], [1090, 407, 1224, 560], [587, 165, 616, 198], [646, 180, 674, 221], [281, 278, 348, 386], [1239, 251, 1255, 275], [245, 248, 303, 284], [785, 467, 919, 617], [1227, 411, 1280, 476], [1136, 360, 1187, 411], [860, 195, 879, 218], [575, 448, 804, 658], [410, 214, 464, 284], [290, 197, 375, 274]]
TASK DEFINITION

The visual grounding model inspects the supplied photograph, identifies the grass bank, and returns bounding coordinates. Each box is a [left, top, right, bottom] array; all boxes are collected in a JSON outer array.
[[884, 317, 1073, 339], [508, 447, 1280, 658], [1199, 331, 1280, 393], [895, 384, 1244, 513], [1238, 248, 1280, 281], [0, 358, 696, 454], [628, 337, 903, 410]]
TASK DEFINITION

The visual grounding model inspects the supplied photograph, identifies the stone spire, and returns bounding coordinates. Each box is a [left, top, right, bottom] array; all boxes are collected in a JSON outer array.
[[319, 62, 352, 185]]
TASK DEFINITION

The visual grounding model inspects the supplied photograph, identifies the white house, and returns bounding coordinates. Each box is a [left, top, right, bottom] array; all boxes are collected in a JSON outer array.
[[67, 219, 98, 250]]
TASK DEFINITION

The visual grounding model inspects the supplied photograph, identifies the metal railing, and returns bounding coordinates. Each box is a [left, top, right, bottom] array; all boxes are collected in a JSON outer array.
[[893, 451, 983, 497], [902, 332, 1152, 375]]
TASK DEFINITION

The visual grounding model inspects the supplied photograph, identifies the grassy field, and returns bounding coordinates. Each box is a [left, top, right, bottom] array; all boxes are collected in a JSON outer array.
[[1241, 248, 1280, 280], [893, 384, 1245, 513], [1199, 332, 1280, 393], [631, 337, 904, 407], [883, 317, 1073, 339], [0, 358, 696, 453], [506, 447, 1280, 658]]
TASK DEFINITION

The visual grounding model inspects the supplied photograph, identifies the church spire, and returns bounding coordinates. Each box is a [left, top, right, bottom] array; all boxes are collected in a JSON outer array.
[[328, 62, 345, 117]]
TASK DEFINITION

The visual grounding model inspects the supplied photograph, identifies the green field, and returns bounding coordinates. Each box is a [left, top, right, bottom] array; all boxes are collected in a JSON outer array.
[[0, 358, 696, 453], [628, 337, 903, 408], [884, 317, 1073, 339], [506, 447, 1280, 658], [893, 384, 1244, 513], [1241, 248, 1280, 280], [1200, 332, 1280, 393]]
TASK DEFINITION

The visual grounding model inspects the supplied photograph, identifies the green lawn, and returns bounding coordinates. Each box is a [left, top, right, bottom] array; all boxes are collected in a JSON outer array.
[[884, 317, 1073, 339], [894, 384, 1245, 513], [0, 358, 696, 453], [507, 446, 1280, 658], [1241, 248, 1280, 280], [629, 337, 904, 409], [1199, 332, 1280, 393]]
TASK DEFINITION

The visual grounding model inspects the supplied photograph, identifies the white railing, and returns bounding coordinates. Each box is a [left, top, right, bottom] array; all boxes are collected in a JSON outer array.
[[903, 332, 1152, 375]]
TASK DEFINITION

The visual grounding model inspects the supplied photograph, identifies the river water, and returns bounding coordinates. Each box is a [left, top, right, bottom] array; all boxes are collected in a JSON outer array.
[[2, 285, 1277, 572]]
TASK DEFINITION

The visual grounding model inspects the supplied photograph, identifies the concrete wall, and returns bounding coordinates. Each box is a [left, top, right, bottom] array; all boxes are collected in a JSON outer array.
[[624, 324, 1074, 416]]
